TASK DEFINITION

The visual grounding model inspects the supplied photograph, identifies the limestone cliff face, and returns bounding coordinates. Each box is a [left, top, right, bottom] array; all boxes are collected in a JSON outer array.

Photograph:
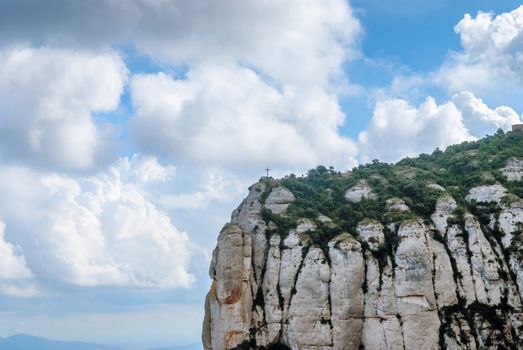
[[202, 139, 523, 349]]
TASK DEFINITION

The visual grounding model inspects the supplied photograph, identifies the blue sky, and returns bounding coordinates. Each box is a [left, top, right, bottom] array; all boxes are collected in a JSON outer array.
[[0, 1, 522, 348]]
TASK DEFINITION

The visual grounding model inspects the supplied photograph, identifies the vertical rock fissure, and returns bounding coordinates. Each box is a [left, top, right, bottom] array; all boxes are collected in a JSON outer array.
[[204, 139, 523, 349], [287, 245, 309, 308], [430, 250, 440, 314], [490, 218, 522, 299]]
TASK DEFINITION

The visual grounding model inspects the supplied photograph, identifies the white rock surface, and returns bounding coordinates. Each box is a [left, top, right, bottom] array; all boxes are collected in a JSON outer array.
[[204, 179, 523, 349], [362, 317, 404, 350], [204, 224, 253, 350], [231, 182, 267, 285], [279, 231, 307, 318], [264, 186, 296, 214], [345, 180, 377, 203], [357, 219, 384, 251], [394, 220, 440, 350], [465, 183, 507, 203], [498, 200, 523, 249], [431, 238, 458, 308], [501, 157, 523, 181], [431, 195, 457, 234], [296, 218, 316, 233], [464, 214, 504, 305], [262, 234, 282, 345], [284, 247, 332, 349], [318, 214, 335, 226], [498, 201, 523, 302], [446, 225, 478, 305], [328, 234, 364, 350], [386, 197, 410, 212], [427, 183, 446, 192]]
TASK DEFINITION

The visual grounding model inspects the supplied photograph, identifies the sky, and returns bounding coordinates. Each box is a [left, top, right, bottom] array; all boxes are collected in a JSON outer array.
[[0, 0, 522, 348]]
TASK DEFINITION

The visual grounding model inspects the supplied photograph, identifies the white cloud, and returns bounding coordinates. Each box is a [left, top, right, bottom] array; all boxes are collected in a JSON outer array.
[[0, 1, 362, 176], [0, 1, 363, 306], [130, 65, 358, 170], [160, 172, 241, 210], [357, 5, 523, 166], [435, 5, 523, 94], [0, 0, 360, 87], [358, 91, 521, 163], [0, 45, 127, 170], [122, 154, 176, 183], [358, 97, 470, 163], [452, 91, 521, 136], [0, 220, 37, 297], [0, 157, 194, 289], [0, 1, 361, 174]]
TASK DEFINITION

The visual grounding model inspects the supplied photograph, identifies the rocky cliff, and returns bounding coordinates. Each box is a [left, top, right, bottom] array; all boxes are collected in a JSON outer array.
[[202, 131, 523, 350]]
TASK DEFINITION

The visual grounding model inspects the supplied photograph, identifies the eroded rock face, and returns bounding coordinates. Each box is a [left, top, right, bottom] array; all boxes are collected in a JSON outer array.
[[427, 183, 446, 192], [394, 220, 440, 350], [345, 180, 377, 203], [357, 220, 384, 251], [284, 247, 332, 349], [264, 186, 296, 214], [465, 183, 507, 203], [203, 224, 253, 350], [203, 183, 523, 350], [386, 197, 410, 212], [501, 157, 523, 181], [328, 234, 364, 350]]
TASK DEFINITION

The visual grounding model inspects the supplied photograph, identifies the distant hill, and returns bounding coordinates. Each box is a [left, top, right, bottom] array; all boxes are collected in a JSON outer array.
[[149, 344, 201, 350], [0, 334, 122, 350], [0, 334, 203, 350]]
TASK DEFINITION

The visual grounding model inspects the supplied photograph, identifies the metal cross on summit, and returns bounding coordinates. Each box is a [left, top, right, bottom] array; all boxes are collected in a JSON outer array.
[[265, 167, 270, 179]]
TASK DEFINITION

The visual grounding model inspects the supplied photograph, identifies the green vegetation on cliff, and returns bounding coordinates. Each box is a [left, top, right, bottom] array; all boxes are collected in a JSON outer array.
[[260, 129, 523, 249]]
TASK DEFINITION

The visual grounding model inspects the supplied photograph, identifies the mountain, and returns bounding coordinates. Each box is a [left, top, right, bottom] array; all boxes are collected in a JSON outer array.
[[202, 130, 523, 349], [149, 344, 202, 350], [0, 334, 122, 350]]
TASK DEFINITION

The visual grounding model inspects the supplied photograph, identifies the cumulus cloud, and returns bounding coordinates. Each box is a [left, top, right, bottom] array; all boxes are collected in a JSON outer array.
[[0, 45, 127, 170], [0, 0, 363, 303], [0, 0, 360, 87], [159, 172, 241, 210], [358, 5, 523, 165], [358, 97, 470, 162], [452, 91, 521, 136], [435, 5, 523, 94], [0, 156, 194, 289], [0, 0, 362, 173], [358, 91, 521, 162], [122, 154, 176, 183], [0, 220, 37, 297], [130, 65, 357, 170]]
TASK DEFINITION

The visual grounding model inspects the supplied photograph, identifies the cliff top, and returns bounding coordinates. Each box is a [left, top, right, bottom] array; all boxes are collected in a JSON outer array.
[[256, 129, 523, 251]]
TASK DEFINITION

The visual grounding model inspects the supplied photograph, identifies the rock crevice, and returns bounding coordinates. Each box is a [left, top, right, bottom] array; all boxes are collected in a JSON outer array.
[[204, 174, 523, 349]]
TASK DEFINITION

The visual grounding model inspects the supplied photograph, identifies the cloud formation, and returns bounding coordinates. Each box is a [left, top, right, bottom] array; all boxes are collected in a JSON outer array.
[[357, 5, 523, 164], [0, 220, 36, 297], [0, 157, 194, 291], [435, 5, 523, 94], [358, 91, 521, 162], [0, 46, 127, 170], [0, 1, 363, 308], [0, 0, 360, 87], [130, 65, 357, 170]]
